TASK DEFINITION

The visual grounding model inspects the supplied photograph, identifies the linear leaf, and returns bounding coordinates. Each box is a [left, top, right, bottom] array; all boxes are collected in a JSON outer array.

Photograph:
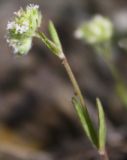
[[37, 32, 60, 57], [96, 98, 106, 151], [72, 96, 98, 148], [48, 21, 62, 52]]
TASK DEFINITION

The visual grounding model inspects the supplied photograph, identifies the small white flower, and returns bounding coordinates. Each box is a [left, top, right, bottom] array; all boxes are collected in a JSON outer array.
[[7, 21, 16, 30], [15, 21, 29, 34], [7, 21, 29, 34], [14, 8, 22, 17], [27, 4, 39, 10]]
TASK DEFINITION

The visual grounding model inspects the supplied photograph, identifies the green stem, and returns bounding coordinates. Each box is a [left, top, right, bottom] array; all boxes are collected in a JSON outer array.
[[62, 56, 99, 148], [36, 31, 86, 107], [61, 56, 85, 107], [105, 58, 127, 107], [95, 44, 127, 107]]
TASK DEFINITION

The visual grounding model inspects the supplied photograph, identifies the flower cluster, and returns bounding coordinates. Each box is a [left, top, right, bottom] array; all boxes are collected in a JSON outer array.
[[6, 4, 42, 55], [75, 15, 113, 44]]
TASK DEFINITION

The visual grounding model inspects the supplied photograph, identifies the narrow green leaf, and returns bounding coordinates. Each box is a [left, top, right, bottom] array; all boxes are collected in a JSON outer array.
[[96, 98, 106, 151], [48, 21, 62, 52], [72, 96, 98, 148], [37, 32, 61, 57]]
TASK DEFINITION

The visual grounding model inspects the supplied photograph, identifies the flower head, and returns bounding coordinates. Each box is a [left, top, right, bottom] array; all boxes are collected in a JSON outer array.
[[6, 4, 42, 55], [75, 15, 113, 44]]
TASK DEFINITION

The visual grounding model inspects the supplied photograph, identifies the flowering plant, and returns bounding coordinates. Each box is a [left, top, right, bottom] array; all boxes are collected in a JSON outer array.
[[6, 5, 108, 160]]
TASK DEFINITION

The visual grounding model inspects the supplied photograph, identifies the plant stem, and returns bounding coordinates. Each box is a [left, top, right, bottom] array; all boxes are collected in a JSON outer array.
[[95, 44, 127, 107], [61, 55, 109, 160], [99, 150, 109, 160], [61, 56, 85, 107]]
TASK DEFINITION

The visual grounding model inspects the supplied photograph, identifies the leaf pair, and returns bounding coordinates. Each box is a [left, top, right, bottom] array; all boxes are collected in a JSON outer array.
[[37, 21, 63, 58], [72, 97, 106, 152]]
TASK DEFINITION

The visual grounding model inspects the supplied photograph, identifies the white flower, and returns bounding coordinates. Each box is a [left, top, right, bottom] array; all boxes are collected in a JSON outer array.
[[6, 4, 42, 55], [27, 4, 39, 10], [7, 21, 29, 34], [7, 21, 16, 30], [16, 21, 29, 34], [14, 8, 22, 16]]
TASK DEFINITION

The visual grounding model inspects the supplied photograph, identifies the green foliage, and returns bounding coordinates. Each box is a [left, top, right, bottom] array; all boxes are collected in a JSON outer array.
[[96, 98, 106, 151], [37, 32, 61, 57], [48, 21, 63, 52], [72, 96, 107, 152], [37, 22, 64, 58], [72, 96, 98, 148]]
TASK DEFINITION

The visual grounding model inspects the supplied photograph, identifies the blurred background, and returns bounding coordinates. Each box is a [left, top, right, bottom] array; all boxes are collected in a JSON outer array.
[[0, 0, 127, 159]]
